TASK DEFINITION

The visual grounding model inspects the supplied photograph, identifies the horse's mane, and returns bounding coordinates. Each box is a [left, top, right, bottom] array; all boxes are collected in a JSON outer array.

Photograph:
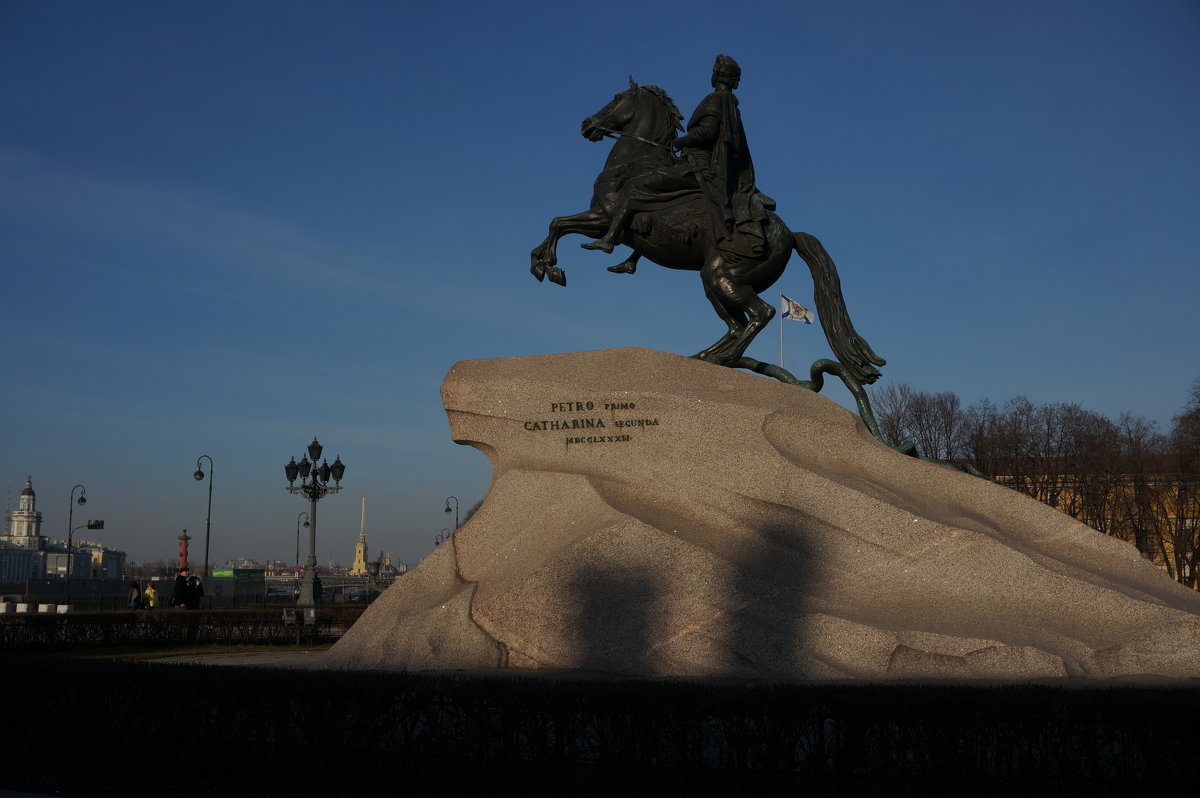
[[637, 84, 684, 133]]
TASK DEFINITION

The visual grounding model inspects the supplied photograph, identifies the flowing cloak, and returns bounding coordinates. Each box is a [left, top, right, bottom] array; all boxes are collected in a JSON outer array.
[[678, 89, 771, 258]]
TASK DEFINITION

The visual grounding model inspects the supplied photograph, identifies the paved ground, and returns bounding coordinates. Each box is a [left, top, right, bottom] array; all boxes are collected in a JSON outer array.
[[149, 648, 327, 667]]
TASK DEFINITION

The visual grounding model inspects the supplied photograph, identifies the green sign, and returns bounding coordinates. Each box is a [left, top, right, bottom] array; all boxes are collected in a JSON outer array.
[[211, 568, 264, 581]]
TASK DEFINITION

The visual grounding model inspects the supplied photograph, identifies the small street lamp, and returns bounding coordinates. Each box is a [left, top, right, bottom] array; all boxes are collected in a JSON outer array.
[[444, 495, 459, 530], [193, 455, 214, 582], [435, 528, 450, 546], [284, 438, 345, 608], [296, 512, 310, 571]]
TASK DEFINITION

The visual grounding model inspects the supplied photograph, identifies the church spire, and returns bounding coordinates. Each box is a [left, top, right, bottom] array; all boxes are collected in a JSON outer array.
[[349, 493, 369, 575]]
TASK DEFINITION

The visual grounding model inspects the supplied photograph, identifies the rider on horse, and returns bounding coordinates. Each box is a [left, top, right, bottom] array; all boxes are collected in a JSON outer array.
[[582, 54, 774, 261]]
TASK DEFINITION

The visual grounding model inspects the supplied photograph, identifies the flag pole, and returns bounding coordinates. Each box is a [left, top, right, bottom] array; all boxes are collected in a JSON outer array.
[[779, 293, 785, 369]]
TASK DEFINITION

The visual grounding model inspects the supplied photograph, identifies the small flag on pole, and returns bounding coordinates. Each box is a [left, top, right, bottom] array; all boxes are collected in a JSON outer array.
[[781, 294, 814, 324]]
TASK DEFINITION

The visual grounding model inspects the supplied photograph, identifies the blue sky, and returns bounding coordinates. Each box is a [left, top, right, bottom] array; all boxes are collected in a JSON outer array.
[[3, 0, 1197, 567]]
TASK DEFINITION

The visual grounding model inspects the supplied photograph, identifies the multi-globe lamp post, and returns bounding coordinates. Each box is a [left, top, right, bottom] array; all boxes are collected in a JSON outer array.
[[284, 438, 345, 608]]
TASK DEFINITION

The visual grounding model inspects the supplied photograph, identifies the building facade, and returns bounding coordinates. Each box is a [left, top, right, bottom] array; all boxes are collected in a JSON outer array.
[[0, 541, 37, 582], [2, 477, 126, 581]]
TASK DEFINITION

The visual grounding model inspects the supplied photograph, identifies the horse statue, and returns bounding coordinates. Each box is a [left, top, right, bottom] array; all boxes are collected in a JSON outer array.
[[530, 79, 886, 398]]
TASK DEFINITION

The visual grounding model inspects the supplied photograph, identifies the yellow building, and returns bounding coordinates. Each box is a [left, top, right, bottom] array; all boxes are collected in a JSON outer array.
[[994, 458, 1199, 588]]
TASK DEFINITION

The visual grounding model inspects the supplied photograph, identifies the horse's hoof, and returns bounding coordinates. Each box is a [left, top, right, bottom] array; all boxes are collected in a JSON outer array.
[[548, 267, 567, 286], [693, 350, 732, 366], [530, 261, 546, 282]]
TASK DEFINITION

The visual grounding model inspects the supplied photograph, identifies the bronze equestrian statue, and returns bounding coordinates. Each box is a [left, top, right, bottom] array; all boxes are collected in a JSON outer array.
[[530, 55, 886, 393]]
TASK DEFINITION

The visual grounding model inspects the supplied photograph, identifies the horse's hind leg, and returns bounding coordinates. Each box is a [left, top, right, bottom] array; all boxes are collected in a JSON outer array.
[[693, 258, 747, 361], [723, 290, 775, 362], [695, 260, 775, 364]]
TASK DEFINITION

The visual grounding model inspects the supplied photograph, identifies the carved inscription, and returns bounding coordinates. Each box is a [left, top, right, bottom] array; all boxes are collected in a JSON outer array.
[[523, 400, 661, 447]]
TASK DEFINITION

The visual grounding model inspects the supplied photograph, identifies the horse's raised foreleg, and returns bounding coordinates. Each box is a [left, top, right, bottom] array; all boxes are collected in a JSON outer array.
[[531, 209, 609, 285]]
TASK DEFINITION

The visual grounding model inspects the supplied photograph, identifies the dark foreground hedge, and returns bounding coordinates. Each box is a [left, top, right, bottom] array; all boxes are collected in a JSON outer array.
[[0, 607, 363, 648], [1, 654, 1197, 796]]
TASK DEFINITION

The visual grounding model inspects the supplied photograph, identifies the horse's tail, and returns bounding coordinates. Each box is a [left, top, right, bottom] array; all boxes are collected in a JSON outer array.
[[793, 232, 886, 385]]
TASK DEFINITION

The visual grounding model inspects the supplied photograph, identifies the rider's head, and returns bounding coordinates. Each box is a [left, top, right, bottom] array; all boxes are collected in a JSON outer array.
[[712, 54, 741, 90]]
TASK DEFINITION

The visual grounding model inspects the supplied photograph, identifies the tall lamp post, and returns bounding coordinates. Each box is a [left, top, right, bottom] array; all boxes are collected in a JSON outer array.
[[284, 438, 345, 608], [193, 455, 214, 581], [64, 485, 86, 600], [444, 496, 459, 530], [295, 512, 310, 571]]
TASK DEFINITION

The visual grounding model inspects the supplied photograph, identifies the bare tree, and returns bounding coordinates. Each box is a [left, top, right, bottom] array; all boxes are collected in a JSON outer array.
[[1163, 378, 1200, 586], [128, 559, 177, 579], [1171, 378, 1200, 469], [873, 382, 916, 451], [872, 383, 967, 461], [873, 380, 1200, 587]]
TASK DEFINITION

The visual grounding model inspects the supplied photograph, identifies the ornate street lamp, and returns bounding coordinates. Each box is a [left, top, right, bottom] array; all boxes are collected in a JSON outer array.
[[435, 528, 450, 546], [444, 495, 459, 530], [284, 438, 345, 608], [193, 455, 214, 582]]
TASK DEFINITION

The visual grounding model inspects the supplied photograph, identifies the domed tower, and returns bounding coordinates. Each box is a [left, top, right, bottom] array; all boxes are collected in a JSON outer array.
[[4, 477, 45, 549]]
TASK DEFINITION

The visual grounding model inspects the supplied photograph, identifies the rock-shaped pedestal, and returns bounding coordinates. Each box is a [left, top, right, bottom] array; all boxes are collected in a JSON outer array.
[[325, 348, 1200, 680]]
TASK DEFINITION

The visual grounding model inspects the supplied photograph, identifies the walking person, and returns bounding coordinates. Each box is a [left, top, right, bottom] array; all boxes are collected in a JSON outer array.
[[143, 582, 157, 610], [170, 566, 189, 608], [127, 579, 142, 610]]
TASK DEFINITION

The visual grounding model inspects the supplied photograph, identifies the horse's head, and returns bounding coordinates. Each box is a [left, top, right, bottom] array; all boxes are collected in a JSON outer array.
[[581, 78, 681, 145]]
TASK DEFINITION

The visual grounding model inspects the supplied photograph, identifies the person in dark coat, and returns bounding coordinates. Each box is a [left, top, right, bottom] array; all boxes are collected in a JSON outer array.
[[127, 580, 142, 610], [170, 567, 189, 608], [185, 575, 204, 610], [670, 54, 770, 259]]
